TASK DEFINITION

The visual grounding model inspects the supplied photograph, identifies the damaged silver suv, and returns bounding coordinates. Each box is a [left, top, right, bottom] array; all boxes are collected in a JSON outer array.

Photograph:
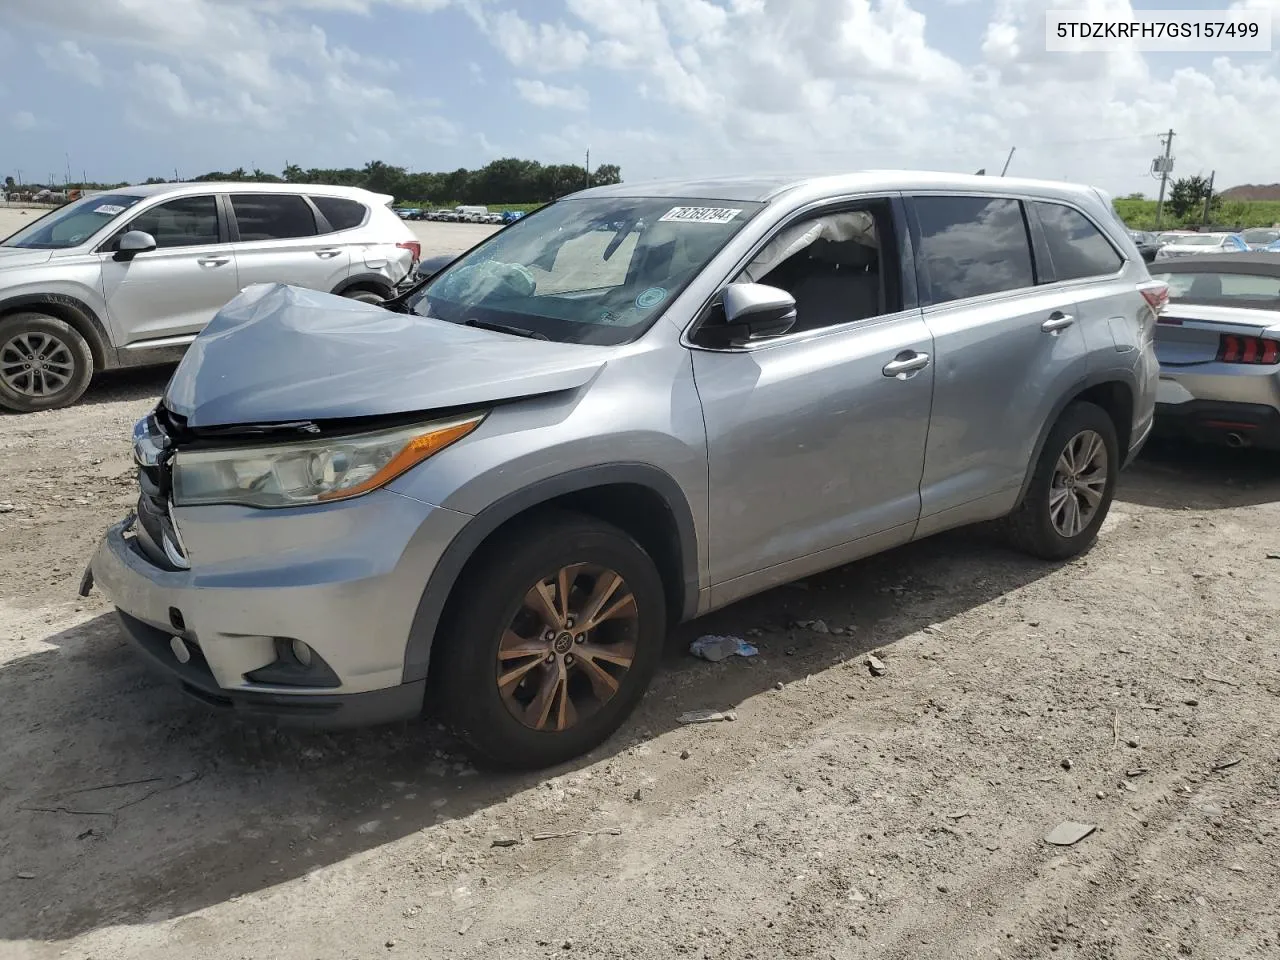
[[85, 172, 1162, 769]]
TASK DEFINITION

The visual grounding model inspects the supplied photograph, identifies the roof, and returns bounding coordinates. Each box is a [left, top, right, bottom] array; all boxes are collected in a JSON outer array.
[[109, 181, 385, 200], [571, 169, 1105, 206], [1149, 252, 1280, 276]]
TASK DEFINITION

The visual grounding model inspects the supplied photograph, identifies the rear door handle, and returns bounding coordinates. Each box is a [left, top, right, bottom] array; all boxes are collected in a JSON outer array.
[[197, 256, 231, 266], [315, 248, 343, 259], [882, 351, 931, 378], [1042, 312, 1075, 332]]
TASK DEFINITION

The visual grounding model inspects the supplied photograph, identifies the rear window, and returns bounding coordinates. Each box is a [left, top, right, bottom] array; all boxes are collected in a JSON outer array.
[[311, 196, 367, 232], [1033, 201, 1124, 281], [913, 196, 1035, 304], [1152, 270, 1280, 303], [230, 194, 317, 241]]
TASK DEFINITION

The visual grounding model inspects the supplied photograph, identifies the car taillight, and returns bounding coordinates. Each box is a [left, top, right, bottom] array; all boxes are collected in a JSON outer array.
[[397, 241, 421, 263], [1140, 282, 1168, 313], [1217, 334, 1280, 365]]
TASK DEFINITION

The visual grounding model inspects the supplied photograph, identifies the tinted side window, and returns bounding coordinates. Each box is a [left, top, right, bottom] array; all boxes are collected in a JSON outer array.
[[124, 195, 220, 249], [231, 194, 317, 241], [913, 196, 1034, 305], [1033, 201, 1123, 281], [311, 196, 367, 232]]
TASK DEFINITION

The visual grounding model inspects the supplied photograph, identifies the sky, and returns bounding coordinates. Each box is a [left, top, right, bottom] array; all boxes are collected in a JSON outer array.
[[4, 0, 1280, 196]]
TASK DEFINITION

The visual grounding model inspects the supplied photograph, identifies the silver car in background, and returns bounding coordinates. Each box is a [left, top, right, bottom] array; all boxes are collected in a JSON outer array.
[[85, 171, 1160, 769], [1154, 232, 1249, 261], [1149, 253, 1280, 449], [0, 182, 420, 412]]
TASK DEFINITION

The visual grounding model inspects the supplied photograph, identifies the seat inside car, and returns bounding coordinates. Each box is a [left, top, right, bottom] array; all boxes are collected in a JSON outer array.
[[761, 237, 883, 333], [1187, 273, 1223, 298]]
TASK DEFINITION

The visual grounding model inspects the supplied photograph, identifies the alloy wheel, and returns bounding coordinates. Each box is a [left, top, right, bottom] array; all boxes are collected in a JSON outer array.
[[495, 563, 639, 733], [1048, 428, 1109, 538], [0, 332, 75, 398]]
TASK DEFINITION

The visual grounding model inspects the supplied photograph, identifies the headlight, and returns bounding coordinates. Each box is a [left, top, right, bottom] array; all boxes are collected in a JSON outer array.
[[171, 413, 484, 508]]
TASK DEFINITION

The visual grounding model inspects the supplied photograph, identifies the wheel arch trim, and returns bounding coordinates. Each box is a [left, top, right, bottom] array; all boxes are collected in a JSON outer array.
[[401, 463, 700, 684]]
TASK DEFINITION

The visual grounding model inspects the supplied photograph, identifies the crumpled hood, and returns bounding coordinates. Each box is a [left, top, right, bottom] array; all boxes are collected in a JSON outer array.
[[0, 247, 55, 270], [164, 283, 612, 427]]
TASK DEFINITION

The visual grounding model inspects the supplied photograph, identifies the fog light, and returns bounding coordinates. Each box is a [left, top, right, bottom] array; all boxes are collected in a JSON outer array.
[[290, 639, 313, 668], [170, 636, 191, 664]]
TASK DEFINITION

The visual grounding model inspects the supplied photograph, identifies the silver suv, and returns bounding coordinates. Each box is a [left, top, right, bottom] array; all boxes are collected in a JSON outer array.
[[84, 172, 1162, 769], [0, 182, 419, 412]]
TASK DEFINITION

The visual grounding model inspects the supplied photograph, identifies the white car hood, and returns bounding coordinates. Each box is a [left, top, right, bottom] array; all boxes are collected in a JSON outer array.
[[0, 247, 55, 270]]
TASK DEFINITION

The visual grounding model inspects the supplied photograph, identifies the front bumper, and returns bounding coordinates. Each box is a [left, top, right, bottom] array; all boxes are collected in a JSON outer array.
[[89, 489, 471, 729]]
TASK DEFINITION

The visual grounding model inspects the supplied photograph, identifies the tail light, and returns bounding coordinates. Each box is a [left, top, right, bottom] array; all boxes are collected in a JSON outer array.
[[397, 240, 421, 263], [1217, 334, 1280, 365], [1140, 282, 1168, 313]]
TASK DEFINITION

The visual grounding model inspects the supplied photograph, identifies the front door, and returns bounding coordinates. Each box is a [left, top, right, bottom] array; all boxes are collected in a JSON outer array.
[[99, 194, 239, 344], [689, 199, 935, 606]]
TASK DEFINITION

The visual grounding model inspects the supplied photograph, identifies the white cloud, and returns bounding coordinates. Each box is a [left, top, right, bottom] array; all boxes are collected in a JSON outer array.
[[476, 8, 592, 72], [515, 78, 589, 111], [11, 110, 37, 131], [38, 39, 103, 86], [8, 0, 456, 165], [479, 0, 1280, 194]]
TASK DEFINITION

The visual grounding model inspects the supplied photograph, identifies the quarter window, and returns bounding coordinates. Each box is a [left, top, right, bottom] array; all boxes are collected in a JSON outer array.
[[230, 194, 317, 241], [1033, 201, 1123, 281], [123, 195, 220, 249], [913, 196, 1034, 305], [311, 196, 367, 232]]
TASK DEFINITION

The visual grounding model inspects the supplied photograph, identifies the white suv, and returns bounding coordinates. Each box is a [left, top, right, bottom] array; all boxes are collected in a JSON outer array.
[[0, 182, 420, 412]]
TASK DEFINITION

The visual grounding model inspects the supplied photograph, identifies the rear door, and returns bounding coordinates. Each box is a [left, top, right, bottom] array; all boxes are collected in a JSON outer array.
[[906, 194, 1088, 528], [99, 193, 239, 344], [228, 193, 351, 293]]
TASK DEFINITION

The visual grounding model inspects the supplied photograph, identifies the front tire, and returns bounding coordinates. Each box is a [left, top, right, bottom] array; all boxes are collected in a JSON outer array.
[[341, 289, 385, 305], [1005, 401, 1119, 560], [0, 313, 94, 413], [433, 510, 667, 770]]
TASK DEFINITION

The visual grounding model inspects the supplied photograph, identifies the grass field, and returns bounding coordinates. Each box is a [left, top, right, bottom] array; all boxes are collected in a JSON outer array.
[[1115, 197, 1280, 231]]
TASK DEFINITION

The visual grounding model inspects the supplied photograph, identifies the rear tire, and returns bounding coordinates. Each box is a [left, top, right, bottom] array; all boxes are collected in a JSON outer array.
[[341, 289, 385, 304], [432, 510, 667, 770], [1004, 401, 1119, 561], [0, 313, 94, 413]]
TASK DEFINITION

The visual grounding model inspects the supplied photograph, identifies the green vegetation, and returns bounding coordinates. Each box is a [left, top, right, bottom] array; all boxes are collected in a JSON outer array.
[[3, 157, 622, 207], [1115, 176, 1280, 231]]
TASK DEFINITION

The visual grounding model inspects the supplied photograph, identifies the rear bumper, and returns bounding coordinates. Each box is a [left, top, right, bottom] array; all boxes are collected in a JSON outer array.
[[1154, 399, 1280, 450]]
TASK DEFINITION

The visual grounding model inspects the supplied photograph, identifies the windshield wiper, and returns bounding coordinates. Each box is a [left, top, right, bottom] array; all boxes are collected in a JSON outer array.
[[463, 317, 549, 340]]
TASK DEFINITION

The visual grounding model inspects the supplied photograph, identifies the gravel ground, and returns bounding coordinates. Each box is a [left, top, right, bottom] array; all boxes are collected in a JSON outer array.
[[2, 211, 1279, 960]]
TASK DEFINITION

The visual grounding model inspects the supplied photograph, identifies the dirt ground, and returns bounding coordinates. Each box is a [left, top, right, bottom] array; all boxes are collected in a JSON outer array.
[[2, 213, 1280, 959]]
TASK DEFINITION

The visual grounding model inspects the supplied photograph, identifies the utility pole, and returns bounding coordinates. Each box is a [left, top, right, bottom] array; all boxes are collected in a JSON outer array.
[[1154, 129, 1175, 230], [1000, 147, 1016, 176], [1201, 170, 1215, 227], [585, 147, 590, 188]]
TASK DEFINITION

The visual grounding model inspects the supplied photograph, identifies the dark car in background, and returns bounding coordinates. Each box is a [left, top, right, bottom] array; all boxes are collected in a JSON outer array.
[[1128, 230, 1161, 262], [1148, 253, 1280, 450]]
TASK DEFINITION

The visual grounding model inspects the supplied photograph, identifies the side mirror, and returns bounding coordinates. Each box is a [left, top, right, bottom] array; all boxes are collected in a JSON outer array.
[[722, 282, 797, 344], [114, 230, 157, 261]]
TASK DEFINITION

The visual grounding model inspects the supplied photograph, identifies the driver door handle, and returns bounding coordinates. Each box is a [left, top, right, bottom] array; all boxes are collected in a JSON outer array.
[[882, 351, 931, 378], [1042, 312, 1075, 332], [315, 248, 343, 259], [196, 256, 231, 266]]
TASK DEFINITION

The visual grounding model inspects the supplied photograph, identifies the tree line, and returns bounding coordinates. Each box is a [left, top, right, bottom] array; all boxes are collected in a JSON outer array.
[[4, 157, 623, 206], [1116, 175, 1280, 231]]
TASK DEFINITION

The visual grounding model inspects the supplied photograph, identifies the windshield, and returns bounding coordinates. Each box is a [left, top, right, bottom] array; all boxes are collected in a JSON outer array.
[[1, 193, 143, 249], [1241, 229, 1280, 244], [411, 196, 763, 345], [1173, 234, 1224, 247], [1152, 270, 1280, 303]]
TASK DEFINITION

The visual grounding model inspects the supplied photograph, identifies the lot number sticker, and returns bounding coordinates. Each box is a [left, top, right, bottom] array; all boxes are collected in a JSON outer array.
[[659, 206, 742, 224], [94, 204, 127, 215]]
